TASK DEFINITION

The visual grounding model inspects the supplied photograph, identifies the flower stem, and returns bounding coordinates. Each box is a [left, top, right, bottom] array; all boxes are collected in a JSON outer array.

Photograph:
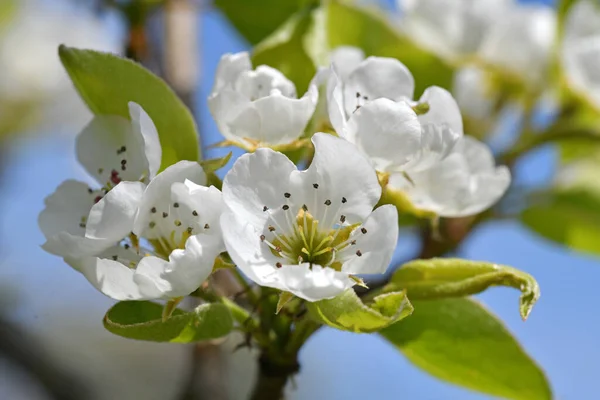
[[250, 353, 300, 400]]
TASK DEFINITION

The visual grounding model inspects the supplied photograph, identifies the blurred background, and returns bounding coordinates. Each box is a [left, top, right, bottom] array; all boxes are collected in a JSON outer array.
[[1, 0, 599, 399]]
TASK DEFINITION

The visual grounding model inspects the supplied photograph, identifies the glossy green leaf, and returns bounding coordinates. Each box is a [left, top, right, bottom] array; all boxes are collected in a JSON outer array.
[[307, 289, 413, 333], [521, 188, 600, 256], [385, 258, 540, 320], [326, 1, 454, 97], [59, 46, 199, 169], [381, 298, 551, 400], [103, 301, 233, 343], [252, 8, 320, 94], [214, 0, 316, 45]]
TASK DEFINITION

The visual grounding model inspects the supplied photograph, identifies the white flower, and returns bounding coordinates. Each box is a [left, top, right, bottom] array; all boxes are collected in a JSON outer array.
[[388, 136, 511, 217], [208, 51, 318, 150], [398, 0, 510, 59], [562, 0, 600, 109], [66, 161, 225, 301], [452, 66, 495, 121], [479, 4, 556, 84], [39, 102, 161, 258], [327, 52, 463, 174], [220, 133, 398, 302]]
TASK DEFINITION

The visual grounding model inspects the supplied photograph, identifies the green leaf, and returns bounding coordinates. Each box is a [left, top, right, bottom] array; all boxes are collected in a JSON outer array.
[[199, 152, 232, 175], [522, 188, 600, 256], [306, 289, 413, 333], [214, 0, 316, 45], [59, 46, 199, 169], [326, 1, 454, 97], [381, 298, 552, 400], [385, 258, 540, 320], [103, 301, 233, 343], [252, 8, 320, 94]]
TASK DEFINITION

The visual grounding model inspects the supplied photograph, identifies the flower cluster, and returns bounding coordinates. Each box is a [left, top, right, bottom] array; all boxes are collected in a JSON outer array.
[[40, 50, 511, 303]]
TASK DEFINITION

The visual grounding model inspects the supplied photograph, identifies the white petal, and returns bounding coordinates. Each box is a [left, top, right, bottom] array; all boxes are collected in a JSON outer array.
[[85, 181, 145, 241], [211, 52, 252, 94], [220, 211, 284, 289], [135, 234, 224, 298], [330, 46, 365, 80], [133, 161, 206, 238], [460, 166, 511, 217], [452, 67, 494, 120], [276, 264, 354, 302], [66, 249, 163, 301], [343, 56, 415, 116], [222, 148, 297, 229], [208, 88, 251, 145], [341, 205, 399, 275], [226, 85, 318, 146], [39, 180, 114, 258], [326, 66, 347, 135], [170, 181, 224, 235], [344, 98, 422, 172], [562, 37, 600, 108], [417, 86, 463, 136], [405, 123, 461, 172], [234, 65, 297, 99], [128, 102, 162, 179], [458, 135, 496, 172], [299, 133, 381, 225]]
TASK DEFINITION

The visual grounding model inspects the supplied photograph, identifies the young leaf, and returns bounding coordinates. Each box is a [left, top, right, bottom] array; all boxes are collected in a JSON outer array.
[[59, 45, 199, 169], [103, 301, 233, 343], [306, 289, 413, 333], [385, 258, 540, 320], [199, 152, 232, 175], [381, 298, 552, 400]]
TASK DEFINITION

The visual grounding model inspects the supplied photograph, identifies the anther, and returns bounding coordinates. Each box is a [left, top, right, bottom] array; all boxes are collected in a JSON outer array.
[[121, 159, 127, 165], [162, 212, 169, 218], [275, 246, 282, 253], [151, 207, 157, 213], [149, 221, 156, 228], [124, 244, 130, 249], [361, 227, 367, 234], [260, 235, 266, 242], [276, 262, 282, 268], [313, 183, 319, 189], [192, 210, 198, 216], [282, 205, 289, 211], [284, 192, 291, 198], [324, 199, 331, 206], [356, 92, 360, 98], [121, 165, 126, 171], [204, 223, 210, 229], [120, 146, 126, 153], [363, 95, 368, 100], [356, 250, 362, 257], [98, 168, 104, 174], [87, 188, 93, 194], [112, 255, 118, 261], [341, 197, 347, 203], [351, 240, 357, 245], [174, 220, 182, 227], [263, 206, 268, 212], [173, 202, 180, 208], [268, 226, 276, 232], [302, 204, 308, 211], [187, 227, 193, 234], [94, 196, 103, 203], [340, 215, 346, 223], [79, 223, 86, 228]]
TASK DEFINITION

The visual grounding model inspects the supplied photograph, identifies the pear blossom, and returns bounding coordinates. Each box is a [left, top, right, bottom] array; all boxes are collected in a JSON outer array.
[[387, 136, 510, 218], [62, 161, 224, 301], [220, 133, 398, 302], [398, 0, 510, 60], [452, 66, 495, 121], [39, 102, 161, 258], [208, 51, 318, 150], [327, 52, 463, 174], [478, 4, 556, 85], [562, 0, 600, 109]]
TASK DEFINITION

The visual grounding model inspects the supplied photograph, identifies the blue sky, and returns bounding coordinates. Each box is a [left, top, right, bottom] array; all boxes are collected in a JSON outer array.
[[1, 0, 597, 399]]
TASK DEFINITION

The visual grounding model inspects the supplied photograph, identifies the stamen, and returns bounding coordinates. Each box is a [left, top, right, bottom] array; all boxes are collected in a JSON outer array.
[[268, 226, 276, 232], [260, 235, 266, 242], [282, 205, 289, 211], [324, 199, 331, 206], [313, 183, 319, 189], [173, 202, 180, 208], [192, 210, 198, 216], [340, 215, 346, 223], [151, 207, 157, 213], [361, 227, 367, 234], [204, 223, 210, 229], [149, 221, 156, 228], [276, 262, 282, 268], [112, 255, 118, 261], [263, 206, 268, 212], [284, 192, 291, 198], [174, 220, 182, 227], [341, 197, 347, 204], [356, 250, 362, 257], [162, 212, 169, 218]]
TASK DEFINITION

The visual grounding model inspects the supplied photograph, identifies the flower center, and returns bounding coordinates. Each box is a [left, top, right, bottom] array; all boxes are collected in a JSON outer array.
[[259, 188, 367, 270]]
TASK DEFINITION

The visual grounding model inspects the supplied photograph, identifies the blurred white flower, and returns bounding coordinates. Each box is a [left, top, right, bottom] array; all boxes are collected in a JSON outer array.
[[220, 133, 398, 302], [388, 136, 511, 217], [562, 0, 600, 109], [66, 162, 225, 301], [479, 4, 556, 84], [208, 51, 318, 150], [0, 0, 121, 132], [452, 66, 495, 121], [327, 52, 463, 174], [398, 0, 510, 59], [39, 103, 161, 258]]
